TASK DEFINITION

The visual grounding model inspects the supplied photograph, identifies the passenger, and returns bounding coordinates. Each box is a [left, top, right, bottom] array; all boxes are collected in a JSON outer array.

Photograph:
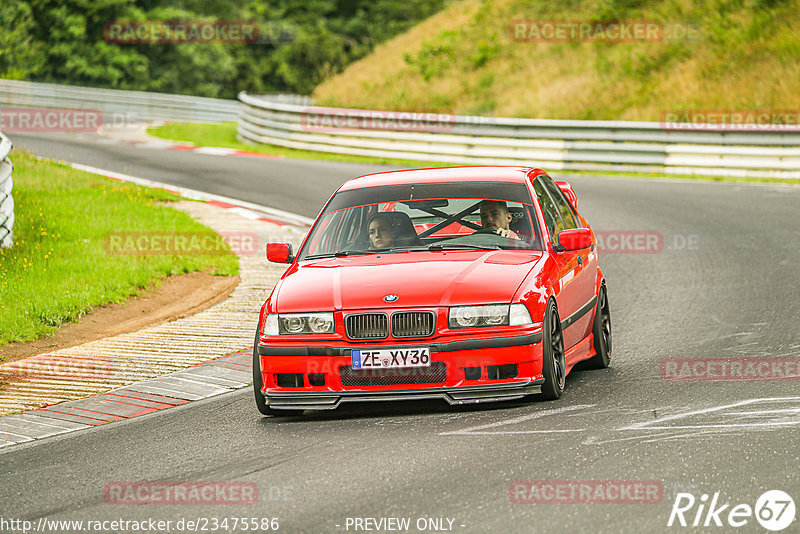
[[478, 200, 522, 240], [367, 213, 396, 249]]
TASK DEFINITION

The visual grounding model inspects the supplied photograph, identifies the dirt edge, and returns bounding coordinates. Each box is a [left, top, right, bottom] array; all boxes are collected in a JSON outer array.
[[1, 271, 240, 362]]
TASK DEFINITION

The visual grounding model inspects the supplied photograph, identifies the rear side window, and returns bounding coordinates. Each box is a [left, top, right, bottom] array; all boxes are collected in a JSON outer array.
[[540, 175, 578, 230], [532, 178, 564, 242]]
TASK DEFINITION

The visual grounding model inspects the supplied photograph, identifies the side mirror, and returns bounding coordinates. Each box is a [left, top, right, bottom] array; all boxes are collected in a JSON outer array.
[[266, 242, 294, 263], [555, 180, 578, 211], [557, 228, 592, 251]]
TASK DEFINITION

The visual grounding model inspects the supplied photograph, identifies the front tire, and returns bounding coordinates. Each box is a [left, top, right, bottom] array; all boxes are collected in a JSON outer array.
[[585, 284, 611, 369], [253, 331, 294, 417], [538, 300, 566, 400]]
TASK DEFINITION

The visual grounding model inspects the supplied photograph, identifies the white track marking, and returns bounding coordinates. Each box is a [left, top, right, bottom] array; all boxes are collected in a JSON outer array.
[[641, 421, 800, 430], [638, 430, 730, 444], [67, 161, 314, 227], [452, 429, 586, 435], [727, 408, 800, 416], [440, 404, 594, 435], [582, 431, 680, 446], [620, 397, 800, 431], [191, 146, 238, 156]]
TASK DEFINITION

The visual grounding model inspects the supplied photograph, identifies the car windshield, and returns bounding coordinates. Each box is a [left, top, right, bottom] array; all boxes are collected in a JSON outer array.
[[298, 181, 543, 260]]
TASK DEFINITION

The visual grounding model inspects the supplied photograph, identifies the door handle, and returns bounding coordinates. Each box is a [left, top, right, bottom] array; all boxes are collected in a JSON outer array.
[[577, 256, 583, 265]]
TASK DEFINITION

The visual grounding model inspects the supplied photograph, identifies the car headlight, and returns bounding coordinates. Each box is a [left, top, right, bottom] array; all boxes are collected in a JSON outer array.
[[263, 312, 335, 335], [449, 304, 510, 328], [282, 315, 306, 333], [306, 314, 335, 333]]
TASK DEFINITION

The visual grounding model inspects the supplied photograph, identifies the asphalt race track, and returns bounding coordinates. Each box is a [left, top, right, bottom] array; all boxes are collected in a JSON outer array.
[[2, 131, 799, 533]]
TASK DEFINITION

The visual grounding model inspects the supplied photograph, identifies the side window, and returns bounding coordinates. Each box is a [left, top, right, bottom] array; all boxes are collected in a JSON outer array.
[[532, 178, 564, 241], [339, 206, 372, 250], [540, 175, 578, 230], [313, 210, 345, 256]]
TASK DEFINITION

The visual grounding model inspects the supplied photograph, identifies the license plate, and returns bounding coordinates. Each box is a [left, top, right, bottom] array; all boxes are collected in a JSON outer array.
[[351, 348, 431, 370]]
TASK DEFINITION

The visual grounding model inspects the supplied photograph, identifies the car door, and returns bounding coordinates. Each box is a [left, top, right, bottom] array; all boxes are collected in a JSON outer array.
[[532, 176, 594, 352]]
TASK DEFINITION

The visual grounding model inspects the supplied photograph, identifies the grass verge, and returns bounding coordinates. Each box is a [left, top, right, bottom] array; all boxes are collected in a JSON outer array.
[[147, 122, 454, 168], [0, 151, 238, 352]]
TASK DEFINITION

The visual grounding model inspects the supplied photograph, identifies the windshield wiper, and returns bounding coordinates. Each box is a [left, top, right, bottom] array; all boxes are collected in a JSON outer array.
[[305, 249, 388, 260], [305, 243, 500, 260], [386, 243, 501, 253], [426, 243, 501, 251]]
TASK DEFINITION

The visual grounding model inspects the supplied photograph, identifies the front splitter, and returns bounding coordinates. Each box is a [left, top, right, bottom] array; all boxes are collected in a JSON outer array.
[[264, 380, 544, 410]]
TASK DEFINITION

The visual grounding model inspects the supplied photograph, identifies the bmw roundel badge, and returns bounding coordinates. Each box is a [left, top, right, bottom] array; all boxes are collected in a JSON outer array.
[[383, 294, 398, 303]]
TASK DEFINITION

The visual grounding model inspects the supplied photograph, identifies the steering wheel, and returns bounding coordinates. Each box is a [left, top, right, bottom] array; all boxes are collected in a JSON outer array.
[[473, 227, 500, 235], [473, 227, 529, 246]]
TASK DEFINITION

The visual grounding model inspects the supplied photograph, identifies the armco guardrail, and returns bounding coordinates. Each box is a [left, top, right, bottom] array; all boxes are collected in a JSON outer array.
[[0, 132, 13, 248], [237, 92, 800, 179], [0, 79, 239, 123]]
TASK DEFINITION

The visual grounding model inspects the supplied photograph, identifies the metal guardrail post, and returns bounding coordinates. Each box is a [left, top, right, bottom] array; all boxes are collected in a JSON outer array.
[[0, 132, 14, 249]]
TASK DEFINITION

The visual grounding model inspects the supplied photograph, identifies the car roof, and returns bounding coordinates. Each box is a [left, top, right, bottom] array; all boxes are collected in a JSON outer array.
[[337, 166, 544, 191]]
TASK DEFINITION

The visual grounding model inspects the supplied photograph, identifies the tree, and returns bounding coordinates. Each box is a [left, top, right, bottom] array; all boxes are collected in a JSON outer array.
[[7, 0, 448, 96], [0, 0, 45, 79]]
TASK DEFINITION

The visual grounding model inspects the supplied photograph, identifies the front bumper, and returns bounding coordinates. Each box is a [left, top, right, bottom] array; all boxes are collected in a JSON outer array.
[[257, 332, 542, 357], [257, 331, 544, 410], [265, 381, 544, 410]]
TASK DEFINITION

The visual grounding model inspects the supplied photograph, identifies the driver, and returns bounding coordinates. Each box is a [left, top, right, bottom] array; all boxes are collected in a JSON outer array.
[[367, 213, 396, 249], [478, 200, 522, 240]]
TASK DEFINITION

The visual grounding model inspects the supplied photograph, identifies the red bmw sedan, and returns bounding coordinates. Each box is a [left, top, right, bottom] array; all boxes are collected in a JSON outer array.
[[254, 166, 611, 415]]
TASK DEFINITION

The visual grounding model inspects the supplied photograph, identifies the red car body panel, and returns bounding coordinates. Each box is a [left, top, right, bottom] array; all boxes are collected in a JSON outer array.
[[274, 251, 543, 312], [256, 166, 605, 410]]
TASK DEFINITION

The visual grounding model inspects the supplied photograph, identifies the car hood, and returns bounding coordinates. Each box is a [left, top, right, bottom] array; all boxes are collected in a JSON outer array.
[[274, 251, 543, 311]]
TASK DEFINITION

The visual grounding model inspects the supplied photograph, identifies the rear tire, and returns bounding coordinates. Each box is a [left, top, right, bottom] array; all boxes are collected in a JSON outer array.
[[538, 300, 566, 400], [585, 284, 611, 369], [253, 331, 295, 417]]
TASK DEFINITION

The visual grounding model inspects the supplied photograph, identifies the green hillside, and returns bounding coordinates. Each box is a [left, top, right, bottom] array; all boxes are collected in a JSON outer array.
[[313, 0, 800, 120]]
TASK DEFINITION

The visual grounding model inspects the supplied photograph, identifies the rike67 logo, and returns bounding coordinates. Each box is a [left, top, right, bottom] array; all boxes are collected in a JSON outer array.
[[668, 490, 795, 531]]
